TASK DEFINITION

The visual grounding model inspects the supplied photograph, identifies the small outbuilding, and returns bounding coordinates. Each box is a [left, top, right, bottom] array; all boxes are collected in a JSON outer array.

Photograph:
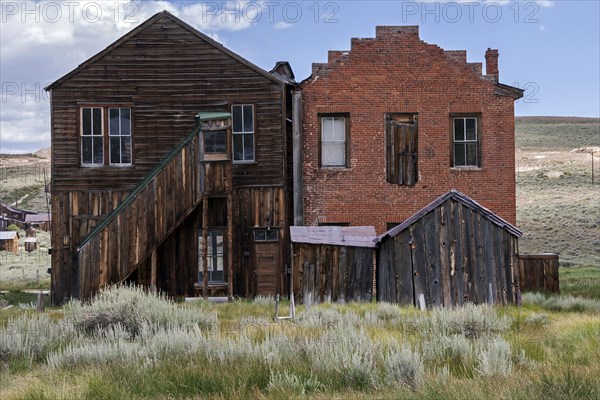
[[24, 237, 38, 253], [24, 213, 51, 231], [376, 190, 522, 308], [290, 226, 377, 304], [0, 231, 20, 253]]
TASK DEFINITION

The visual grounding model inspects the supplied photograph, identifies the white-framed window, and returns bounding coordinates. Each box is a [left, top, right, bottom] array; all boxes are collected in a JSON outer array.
[[81, 107, 104, 165], [320, 114, 349, 167], [108, 107, 132, 165], [80, 106, 133, 166], [452, 116, 480, 167], [232, 104, 254, 162]]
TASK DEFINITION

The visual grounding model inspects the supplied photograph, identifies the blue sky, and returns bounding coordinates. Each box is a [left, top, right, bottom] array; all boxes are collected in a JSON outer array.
[[1, 0, 599, 153]]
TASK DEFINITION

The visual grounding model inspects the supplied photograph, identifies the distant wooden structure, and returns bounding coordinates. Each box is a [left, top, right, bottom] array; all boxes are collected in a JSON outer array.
[[0, 231, 19, 253], [376, 190, 522, 308], [518, 254, 559, 294], [24, 237, 38, 253], [290, 226, 377, 304], [24, 214, 51, 231]]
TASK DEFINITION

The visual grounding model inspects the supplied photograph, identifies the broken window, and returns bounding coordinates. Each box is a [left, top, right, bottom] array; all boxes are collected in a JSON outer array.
[[319, 114, 349, 167], [108, 107, 132, 165], [452, 116, 481, 167], [386, 113, 418, 185], [81, 107, 104, 165], [232, 104, 255, 162]]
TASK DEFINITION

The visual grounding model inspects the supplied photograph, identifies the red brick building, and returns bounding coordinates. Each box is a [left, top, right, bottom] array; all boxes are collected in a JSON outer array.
[[299, 26, 523, 233]]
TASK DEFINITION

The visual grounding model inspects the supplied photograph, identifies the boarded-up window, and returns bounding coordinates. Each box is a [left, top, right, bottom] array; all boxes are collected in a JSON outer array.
[[81, 107, 103, 165], [319, 114, 349, 167], [386, 113, 418, 185], [108, 107, 132, 165], [452, 116, 481, 167]]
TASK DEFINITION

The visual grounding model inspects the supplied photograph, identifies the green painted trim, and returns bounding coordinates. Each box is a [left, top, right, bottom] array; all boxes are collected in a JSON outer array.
[[77, 113, 230, 251]]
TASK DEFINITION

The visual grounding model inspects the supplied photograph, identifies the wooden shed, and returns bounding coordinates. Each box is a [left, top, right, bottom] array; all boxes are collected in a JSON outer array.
[[376, 190, 522, 308], [290, 226, 377, 304], [24, 237, 38, 253], [0, 231, 20, 253]]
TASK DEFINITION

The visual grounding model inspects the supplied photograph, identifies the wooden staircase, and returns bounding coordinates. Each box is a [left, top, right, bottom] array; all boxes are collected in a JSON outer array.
[[76, 113, 232, 300]]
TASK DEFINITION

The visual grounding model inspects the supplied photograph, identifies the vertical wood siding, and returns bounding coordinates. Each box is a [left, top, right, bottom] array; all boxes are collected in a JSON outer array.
[[377, 198, 520, 307]]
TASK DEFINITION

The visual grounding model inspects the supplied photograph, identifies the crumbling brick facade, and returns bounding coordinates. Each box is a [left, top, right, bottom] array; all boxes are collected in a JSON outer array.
[[301, 26, 522, 233]]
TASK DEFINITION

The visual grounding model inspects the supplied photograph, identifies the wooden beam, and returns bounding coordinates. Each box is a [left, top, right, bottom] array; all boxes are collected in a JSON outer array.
[[202, 197, 208, 299], [227, 193, 234, 301]]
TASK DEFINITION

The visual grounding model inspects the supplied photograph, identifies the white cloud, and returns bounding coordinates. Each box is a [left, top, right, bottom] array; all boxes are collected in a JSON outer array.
[[274, 21, 294, 30], [535, 1, 555, 8], [0, 0, 272, 153]]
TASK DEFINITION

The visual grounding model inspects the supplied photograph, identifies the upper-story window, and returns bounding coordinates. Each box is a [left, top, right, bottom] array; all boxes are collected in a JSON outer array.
[[81, 107, 104, 165], [452, 116, 481, 168], [109, 108, 132, 165], [319, 113, 349, 167], [232, 104, 254, 162], [81, 106, 132, 166]]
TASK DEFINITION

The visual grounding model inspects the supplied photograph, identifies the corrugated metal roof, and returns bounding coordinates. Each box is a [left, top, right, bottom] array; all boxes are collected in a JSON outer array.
[[0, 231, 18, 240], [376, 190, 523, 243], [290, 226, 377, 248], [24, 237, 37, 243], [196, 112, 232, 121]]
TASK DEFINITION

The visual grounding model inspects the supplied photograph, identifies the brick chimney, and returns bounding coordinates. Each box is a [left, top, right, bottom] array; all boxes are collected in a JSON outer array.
[[485, 48, 499, 81]]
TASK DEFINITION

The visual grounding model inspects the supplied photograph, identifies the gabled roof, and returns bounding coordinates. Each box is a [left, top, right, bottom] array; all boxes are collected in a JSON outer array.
[[45, 10, 285, 91], [24, 213, 51, 223], [376, 190, 522, 243], [0, 231, 19, 240], [290, 226, 377, 248]]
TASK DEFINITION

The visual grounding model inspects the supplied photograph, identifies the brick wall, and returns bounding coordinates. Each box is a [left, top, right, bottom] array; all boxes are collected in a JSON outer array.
[[301, 26, 518, 233]]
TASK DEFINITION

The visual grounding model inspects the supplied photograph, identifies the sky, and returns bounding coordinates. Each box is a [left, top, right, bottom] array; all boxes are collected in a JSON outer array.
[[1, 0, 599, 153]]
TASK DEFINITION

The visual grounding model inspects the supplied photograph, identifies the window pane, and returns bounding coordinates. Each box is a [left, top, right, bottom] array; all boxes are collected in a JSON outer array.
[[322, 142, 345, 166], [109, 108, 119, 136], [243, 105, 253, 132], [333, 117, 345, 140], [454, 118, 464, 141], [266, 230, 278, 241], [466, 118, 477, 141], [244, 133, 254, 160], [232, 105, 243, 132], [92, 108, 102, 136], [93, 137, 103, 164], [466, 143, 477, 165], [82, 108, 91, 136], [121, 137, 131, 164], [322, 117, 334, 140], [82, 137, 92, 163], [454, 143, 465, 166], [121, 108, 131, 136], [233, 134, 243, 160], [254, 231, 266, 241], [110, 137, 120, 164], [205, 130, 226, 153]]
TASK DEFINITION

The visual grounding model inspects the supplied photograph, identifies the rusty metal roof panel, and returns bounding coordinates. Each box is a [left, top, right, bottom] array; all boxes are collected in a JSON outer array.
[[290, 226, 377, 248]]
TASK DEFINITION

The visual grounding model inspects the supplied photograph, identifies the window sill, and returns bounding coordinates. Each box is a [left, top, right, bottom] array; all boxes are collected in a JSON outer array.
[[319, 166, 351, 171], [80, 164, 134, 168], [450, 166, 483, 171], [233, 161, 257, 165]]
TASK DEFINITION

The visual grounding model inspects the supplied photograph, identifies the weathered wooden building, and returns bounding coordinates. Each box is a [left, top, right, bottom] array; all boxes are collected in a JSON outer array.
[[376, 190, 522, 307], [45, 11, 294, 304], [0, 231, 19, 253], [290, 226, 376, 304]]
